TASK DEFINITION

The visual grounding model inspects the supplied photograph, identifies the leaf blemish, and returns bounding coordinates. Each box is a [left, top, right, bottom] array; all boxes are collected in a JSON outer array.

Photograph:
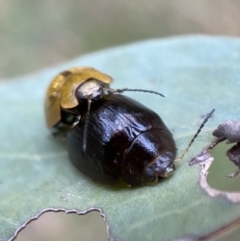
[[7, 208, 111, 241], [213, 119, 240, 178], [189, 119, 240, 202]]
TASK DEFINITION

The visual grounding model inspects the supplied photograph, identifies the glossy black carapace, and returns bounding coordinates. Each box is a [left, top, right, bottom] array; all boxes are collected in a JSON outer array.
[[67, 94, 177, 186]]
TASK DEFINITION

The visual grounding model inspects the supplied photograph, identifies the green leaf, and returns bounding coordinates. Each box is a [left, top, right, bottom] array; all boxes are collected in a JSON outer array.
[[1, 36, 240, 241]]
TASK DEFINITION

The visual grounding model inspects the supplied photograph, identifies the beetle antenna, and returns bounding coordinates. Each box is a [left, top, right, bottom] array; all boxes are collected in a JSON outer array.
[[82, 98, 92, 153], [175, 109, 215, 162], [105, 88, 165, 98]]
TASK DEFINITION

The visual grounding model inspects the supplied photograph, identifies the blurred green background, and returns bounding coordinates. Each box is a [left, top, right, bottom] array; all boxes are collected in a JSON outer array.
[[1, 0, 240, 79], [2, 1, 240, 240]]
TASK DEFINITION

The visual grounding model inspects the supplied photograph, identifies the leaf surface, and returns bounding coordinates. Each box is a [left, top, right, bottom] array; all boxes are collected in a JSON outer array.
[[1, 36, 240, 241]]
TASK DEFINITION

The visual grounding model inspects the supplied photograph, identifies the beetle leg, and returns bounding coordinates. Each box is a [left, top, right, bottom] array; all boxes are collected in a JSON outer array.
[[226, 169, 240, 178], [47, 125, 69, 141], [147, 176, 159, 185], [71, 115, 81, 128]]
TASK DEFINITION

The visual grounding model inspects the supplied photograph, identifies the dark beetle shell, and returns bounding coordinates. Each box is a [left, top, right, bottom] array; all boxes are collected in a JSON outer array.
[[67, 94, 177, 186]]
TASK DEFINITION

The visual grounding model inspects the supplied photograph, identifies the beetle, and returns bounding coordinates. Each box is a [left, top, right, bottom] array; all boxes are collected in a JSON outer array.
[[45, 67, 214, 186], [67, 93, 177, 186]]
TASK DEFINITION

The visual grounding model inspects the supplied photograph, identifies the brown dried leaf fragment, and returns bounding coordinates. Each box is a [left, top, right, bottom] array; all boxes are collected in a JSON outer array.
[[189, 138, 224, 166], [226, 142, 240, 178], [212, 119, 240, 178], [213, 120, 240, 143]]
